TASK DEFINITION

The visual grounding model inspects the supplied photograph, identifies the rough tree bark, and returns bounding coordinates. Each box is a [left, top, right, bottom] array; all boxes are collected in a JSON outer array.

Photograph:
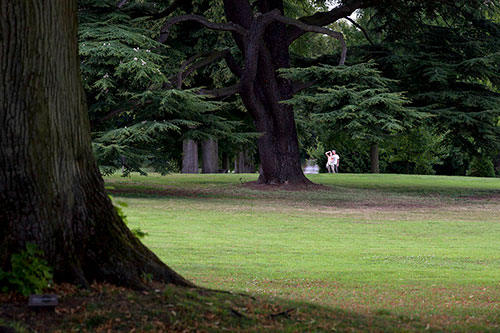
[[0, 1, 192, 288], [370, 143, 380, 173], [159, 0, 361, 185], [181, 139, 199, 173], [201, 139, 219, 173]]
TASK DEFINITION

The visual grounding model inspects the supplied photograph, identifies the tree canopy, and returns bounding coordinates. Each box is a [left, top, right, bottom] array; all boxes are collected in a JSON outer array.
[[80, 0, 500, 177]]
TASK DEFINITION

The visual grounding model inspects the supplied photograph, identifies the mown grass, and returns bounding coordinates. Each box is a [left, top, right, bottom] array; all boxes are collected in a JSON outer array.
[[102, 173, 500, 331]]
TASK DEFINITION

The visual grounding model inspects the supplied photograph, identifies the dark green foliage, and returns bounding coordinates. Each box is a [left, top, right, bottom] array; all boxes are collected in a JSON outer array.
[[78, 0, 500, 176], [283, 62, 423, 172], [79, 0, 252, 175], [384, 128, 443, 175], [284, 62, 421, 142], [467, 155, 496, 178], [365, 1, 500, 169], [0, 244, 53, 296], [313, 1, 500, 175]]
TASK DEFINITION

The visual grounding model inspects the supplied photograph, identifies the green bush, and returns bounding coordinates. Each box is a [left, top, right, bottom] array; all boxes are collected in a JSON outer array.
[[467, 155, 495, 177], [0, 243, 53, 296]]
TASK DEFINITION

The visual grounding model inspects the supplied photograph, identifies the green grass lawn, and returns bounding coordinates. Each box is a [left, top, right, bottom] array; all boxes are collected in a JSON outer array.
[[105, 173, 500, 331]]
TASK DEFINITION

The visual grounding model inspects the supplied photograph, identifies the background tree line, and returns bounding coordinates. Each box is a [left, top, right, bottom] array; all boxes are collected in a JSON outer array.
[[79, 0, 500, 178]]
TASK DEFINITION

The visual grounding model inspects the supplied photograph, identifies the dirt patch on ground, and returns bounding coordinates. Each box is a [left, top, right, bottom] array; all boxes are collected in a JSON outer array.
[[108, 187, 209, 198], [457, 194, 500, 201], [242, 181, 331, 192]]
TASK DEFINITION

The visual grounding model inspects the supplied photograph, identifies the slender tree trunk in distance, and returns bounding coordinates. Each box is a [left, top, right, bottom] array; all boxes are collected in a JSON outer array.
[[234, 151, 255, 173], [370, 143, 380, 173], [0, 1, 191, 288], [201, 139, 219, 173], [181, 139, 199, 173]]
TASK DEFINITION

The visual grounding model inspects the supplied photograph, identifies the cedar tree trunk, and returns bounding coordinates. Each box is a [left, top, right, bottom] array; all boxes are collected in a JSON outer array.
[[224, 0, 310, 185], [0, 0, 191, 288], [182, 139, 199, 173], [162, 0, 360, 184], [201, 139, 219, 173]]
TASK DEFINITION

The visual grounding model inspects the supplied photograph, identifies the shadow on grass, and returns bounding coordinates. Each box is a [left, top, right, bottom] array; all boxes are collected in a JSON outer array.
[[0, 283, 437, 332]]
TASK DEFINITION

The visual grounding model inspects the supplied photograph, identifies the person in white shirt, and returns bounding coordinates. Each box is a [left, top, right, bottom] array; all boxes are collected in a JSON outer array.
[[325, 150, 340, 173], [331, 150, 340, 173]]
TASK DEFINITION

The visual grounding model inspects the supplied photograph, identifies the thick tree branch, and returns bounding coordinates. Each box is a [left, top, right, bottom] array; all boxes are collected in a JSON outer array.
[[199, 83, 241, 98], [286, 0, 380, 43], [345, 17, 375, 45], [157, 14, 247, 43], [96, 108, 127, 124], [176, 53, 206, 88], [241, 8, 349, 104], [223, 0, 254, 55], [223, 0, 254, 29], [292, 80, 317, 94], [224, 52, 244, 77], [271, 14, 348, 65], [240, 11, 280, 91], [174, 50, 243, 88], [179, 50, 230, 88]]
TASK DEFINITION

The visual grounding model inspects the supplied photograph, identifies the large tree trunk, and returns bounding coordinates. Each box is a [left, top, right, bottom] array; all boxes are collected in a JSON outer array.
[[370, 143, 380, 173], [201, 139, 219, 173], [181, 139, 199, 174], [0, 1, 191, 288], [225, 0, 311, 185]]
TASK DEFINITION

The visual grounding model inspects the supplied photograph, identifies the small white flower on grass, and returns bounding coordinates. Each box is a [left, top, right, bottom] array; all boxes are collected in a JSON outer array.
[[134, 57, 138, 61], [141, 59, 146, 66]]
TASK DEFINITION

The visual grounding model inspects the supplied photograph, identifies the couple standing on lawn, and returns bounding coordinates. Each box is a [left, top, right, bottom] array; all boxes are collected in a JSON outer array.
[[325, 150, 340, 173]]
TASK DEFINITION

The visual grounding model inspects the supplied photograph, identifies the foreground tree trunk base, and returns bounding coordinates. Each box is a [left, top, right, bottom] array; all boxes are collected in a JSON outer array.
[[79, 192, 195, 289], [0, 0, 193, 291]]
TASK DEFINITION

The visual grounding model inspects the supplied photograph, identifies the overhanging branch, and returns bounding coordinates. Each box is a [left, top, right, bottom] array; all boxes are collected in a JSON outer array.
[[157, 14, 247, 43], [174, 50, 243, 89], [286, 0, 379, 43], [272, 14, 347, 65]]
